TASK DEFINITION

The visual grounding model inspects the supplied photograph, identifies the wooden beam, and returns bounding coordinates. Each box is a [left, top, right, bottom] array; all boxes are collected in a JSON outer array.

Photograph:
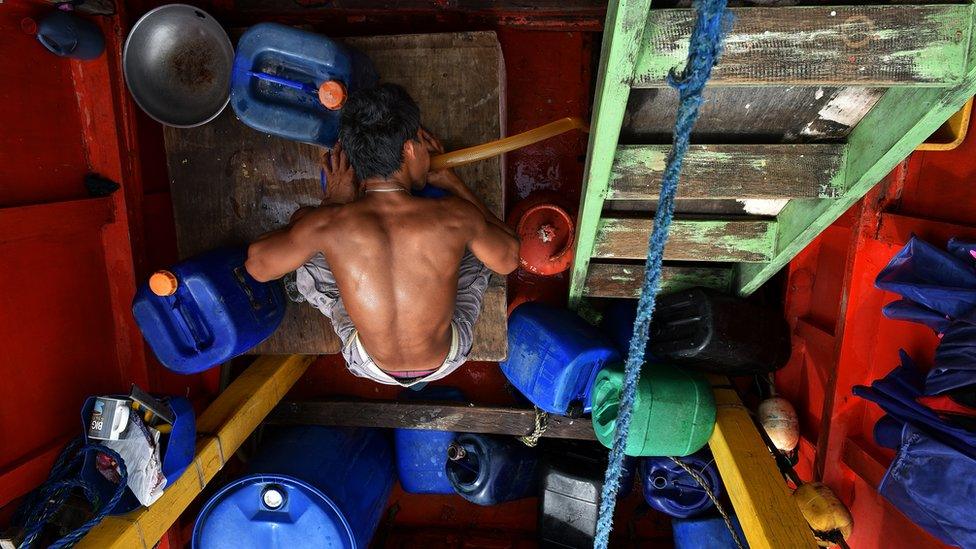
[[635, 4, 973, 87], [265, 400, 597, 441], [707, 376, 819, 549], [738, 14, 976, 295], [76, 355, 314, 549], [609, 144, 847, 200], [594, 218, 776, 262], [583, 263, 732, 298], [568, 0, 653, 309]]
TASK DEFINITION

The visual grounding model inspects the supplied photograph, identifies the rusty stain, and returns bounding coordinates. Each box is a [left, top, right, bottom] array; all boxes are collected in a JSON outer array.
[[172, 39, 216, 89]]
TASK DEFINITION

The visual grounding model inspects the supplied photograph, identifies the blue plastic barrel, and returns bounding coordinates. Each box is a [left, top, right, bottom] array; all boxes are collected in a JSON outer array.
[[501, 303, 620, 415], [642, 449, 723, 518], [394, 387, 465, 494], [672, 515, 745, 549], [193, 426, 394, 549], [131, 247, 286, 374], [231, 23, 378, 148], [446, 433, 540, 505]]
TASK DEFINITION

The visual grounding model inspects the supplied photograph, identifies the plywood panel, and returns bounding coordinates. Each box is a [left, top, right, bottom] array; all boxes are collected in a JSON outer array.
[[165, 32, 507, 359]]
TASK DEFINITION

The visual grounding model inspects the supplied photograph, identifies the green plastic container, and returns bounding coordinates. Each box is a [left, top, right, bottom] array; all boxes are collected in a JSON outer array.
[[591, 363, 715, 456]]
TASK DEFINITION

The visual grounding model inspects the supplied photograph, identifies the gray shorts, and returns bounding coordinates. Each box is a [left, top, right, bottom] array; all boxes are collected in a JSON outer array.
[[294, 251, 491, 386]]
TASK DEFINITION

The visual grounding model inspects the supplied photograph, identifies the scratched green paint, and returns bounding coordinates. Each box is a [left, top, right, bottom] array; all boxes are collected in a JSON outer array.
[[610, 145, 842, 199], [737, 3, 976, 295], [583, 264, 732, 298], [903, 7, 971, 83], [594, 218, 777, 262], [568, 0, 654, 309], [634, 4, 972, 86]]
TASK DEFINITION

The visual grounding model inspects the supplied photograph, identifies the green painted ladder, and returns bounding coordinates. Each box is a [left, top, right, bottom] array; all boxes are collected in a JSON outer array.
[[569, 1, 976, 307]]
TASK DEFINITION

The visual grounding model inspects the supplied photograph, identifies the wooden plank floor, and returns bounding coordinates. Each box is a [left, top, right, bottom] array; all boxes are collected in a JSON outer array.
[[164, 32, 508, 360]]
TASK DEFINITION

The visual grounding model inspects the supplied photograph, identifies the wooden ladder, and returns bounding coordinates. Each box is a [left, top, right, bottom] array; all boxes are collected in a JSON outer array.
[[569, 0, 976, 306], [569, 2, 976, 547]]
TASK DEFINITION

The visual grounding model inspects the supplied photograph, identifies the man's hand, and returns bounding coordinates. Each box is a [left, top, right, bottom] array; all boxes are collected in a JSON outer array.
[[321, 142, 359, 204], [420, 128, 459, 191]]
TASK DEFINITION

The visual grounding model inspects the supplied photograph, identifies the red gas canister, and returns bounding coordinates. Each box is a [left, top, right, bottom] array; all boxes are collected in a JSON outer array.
[[510, 202, 575, 276]]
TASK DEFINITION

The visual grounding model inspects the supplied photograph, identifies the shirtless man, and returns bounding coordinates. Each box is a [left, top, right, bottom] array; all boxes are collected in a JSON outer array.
[[245, 83, 519, 386]]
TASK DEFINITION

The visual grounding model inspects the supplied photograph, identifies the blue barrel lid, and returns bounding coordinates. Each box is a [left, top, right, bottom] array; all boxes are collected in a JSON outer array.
[[193, 473, 356, 549]]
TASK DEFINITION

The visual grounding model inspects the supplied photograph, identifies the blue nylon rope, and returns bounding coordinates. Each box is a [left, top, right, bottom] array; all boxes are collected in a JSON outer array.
[[15, 438, 129, 548], [593, 1, 729, 547]]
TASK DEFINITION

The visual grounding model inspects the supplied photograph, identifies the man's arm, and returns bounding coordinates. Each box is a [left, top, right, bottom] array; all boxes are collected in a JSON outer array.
[[419, 129, 519, 273], [419, 128, 515, 238], [434, 171, 516, 238], [450, 198, 520, 275], [245, 209, 329, 282]]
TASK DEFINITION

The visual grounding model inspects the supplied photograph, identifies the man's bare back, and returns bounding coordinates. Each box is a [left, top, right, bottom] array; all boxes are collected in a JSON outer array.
[[291, 190, 495, 371], [245, 84, 518, 383]]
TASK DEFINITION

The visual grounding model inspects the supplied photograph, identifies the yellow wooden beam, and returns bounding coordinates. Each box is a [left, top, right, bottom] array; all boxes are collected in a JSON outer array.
[[75, 354, 315, 549], [707, 375, 818, 549]]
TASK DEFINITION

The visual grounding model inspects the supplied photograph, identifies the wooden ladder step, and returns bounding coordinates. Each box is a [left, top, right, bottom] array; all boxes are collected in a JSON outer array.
[[583, 263, 732, 298], [594, 218, 777, 262], [634, 4, 972, 87], [610, 144, 847, 200]]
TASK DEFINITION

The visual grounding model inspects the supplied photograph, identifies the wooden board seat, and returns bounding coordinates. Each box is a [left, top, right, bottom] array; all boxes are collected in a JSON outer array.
[[164, 32, 508, 360]]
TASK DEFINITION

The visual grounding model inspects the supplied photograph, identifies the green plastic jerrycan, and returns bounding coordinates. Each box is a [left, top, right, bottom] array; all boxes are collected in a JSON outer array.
[[591, 363, 716, 456]]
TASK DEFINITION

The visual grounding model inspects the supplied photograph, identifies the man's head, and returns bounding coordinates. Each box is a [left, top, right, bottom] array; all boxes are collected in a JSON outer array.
[[339, 83, 429, 187]]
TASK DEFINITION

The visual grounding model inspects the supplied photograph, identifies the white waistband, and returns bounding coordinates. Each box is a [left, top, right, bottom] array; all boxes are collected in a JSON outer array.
[[353, 323, 459, 386]]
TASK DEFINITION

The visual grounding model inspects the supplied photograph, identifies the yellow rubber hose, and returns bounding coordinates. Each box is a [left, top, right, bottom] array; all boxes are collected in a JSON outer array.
[[430, 116, 589, 171]]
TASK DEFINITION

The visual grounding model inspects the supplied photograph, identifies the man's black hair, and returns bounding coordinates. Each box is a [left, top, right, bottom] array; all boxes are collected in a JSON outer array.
[[339, 83, 421, 181]]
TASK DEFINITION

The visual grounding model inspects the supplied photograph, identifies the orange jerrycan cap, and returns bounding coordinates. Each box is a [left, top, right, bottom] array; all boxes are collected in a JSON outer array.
[[318, 80, 347, 110], [149, 270, 179, 297]]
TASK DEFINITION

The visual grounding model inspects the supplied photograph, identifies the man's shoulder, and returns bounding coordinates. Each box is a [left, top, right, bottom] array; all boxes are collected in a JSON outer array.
[[434, 195, 481, 219]]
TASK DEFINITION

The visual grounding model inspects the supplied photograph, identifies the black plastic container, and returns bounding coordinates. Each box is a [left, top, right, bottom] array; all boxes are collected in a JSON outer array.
[[648, 287, 791, 375], [446, 434, 541, 506], [538, 442, 636, 547]]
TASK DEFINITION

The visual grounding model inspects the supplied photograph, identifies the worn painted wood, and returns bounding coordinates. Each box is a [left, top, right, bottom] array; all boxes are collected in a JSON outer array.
[[568, 0, 654, 308], [623, 86, 884, 143], [266, 400, 597, 441], [610, 144, 847, 200], [707, 375, 819, 549], [636, 5, 973, 87], [738, 18, 976, 295], [164, 32, 507, 360], [594, 218, 776, 262], [76, 355, 314, 549], [583, 263, 732, 298], [0, 197, 114, 243]]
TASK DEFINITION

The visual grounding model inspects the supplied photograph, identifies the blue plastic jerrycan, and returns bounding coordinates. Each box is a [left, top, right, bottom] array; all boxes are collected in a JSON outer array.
[[131, 247, 286, 374], [672, 515, 745, 549], [446, 433, 541, 505], [231, 23, 378, 147], [501, 303, 621, 416], [642, 449, 724, 518], [193, 426, 395, 549], [394, 387, 466, 494]]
